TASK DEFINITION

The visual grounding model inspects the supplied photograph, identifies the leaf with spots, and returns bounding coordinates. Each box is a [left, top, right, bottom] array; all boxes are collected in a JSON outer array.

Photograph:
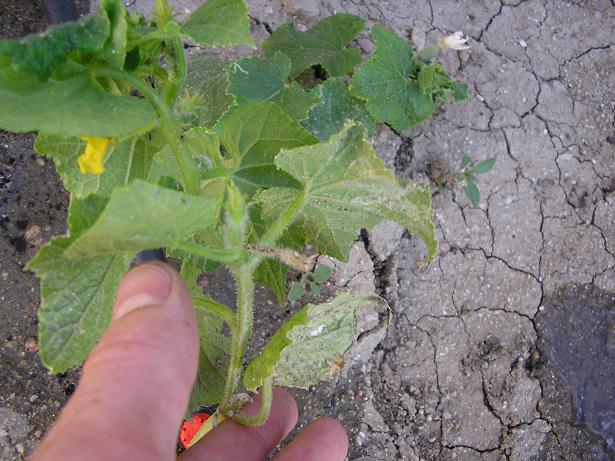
[[244, 292, 382, 391]]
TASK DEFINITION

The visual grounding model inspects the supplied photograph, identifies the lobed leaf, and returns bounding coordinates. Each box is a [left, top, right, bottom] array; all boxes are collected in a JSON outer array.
[[227, 52, 318, 121], [350, 26, 434, 131], [263, 14, 364, 79], [65, 180, 224, 258], [243, 292, 381, 391], [255, 125, 437, 261], [181, 0, 254, 48], [301, 78, 376, 141], [214, 102, 318, 197]]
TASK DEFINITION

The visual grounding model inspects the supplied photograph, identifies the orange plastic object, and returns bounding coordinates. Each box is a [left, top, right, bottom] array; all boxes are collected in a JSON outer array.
[[180, 413, 210, 449]]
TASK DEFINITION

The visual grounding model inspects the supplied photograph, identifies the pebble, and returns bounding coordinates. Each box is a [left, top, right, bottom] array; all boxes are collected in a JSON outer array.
[[24, 337, 38, 353], [15, 443, 25, 454]]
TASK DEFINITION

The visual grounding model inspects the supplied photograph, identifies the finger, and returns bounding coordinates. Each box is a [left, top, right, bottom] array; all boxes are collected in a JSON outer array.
[[273, 418, 348, 461], [33, 263, 199, 461], [180, 388, 298, 461]]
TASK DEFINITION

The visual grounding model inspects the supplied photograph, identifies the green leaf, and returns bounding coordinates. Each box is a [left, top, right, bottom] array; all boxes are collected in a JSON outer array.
[[26, 196, 132, 373], [100, 0, 128, 69], [0, 71, 157, 137], [214, 102, 318, 196], [28, 238, 131, 373], [34, 134, 141, 197], [65, 180, 224, 258], [470, 157, 496, 175], [181, 52, 234, 127], [301, 78, 376, 141], [148, 128, 220, 185], [350, 26, 434, 131], [312, 265, 332, 284], [189, 298, 231, 409], [452, 81, 469, 101], [256, 125, 437, 261], [255, 258, 289, 304], [181, 0, 255, 48], [263, 14, 364, 79], [309, 283, 321, 295], [464, 180, 480, 208], [0, 10, 110, 80], [243, 292, 381, 391], [227, 52, 319, 121], [460, 153, 471, 169], [287, 281, 305, 303]]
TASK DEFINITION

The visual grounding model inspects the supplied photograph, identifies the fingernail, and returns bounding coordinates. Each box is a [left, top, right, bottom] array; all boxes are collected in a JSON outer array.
[[114, 264, 172, 319]]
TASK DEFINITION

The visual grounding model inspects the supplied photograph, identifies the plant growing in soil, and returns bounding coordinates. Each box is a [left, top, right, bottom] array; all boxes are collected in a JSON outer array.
[[0, 0, 468, 441]]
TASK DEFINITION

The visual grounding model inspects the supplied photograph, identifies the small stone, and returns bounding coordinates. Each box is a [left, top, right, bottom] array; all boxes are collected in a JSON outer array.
[[35, 158, 45, 166], [519, 39, 527, 48], [24, 337, 38, 353], [428, 437, 437, 443], [15, 443, 25, 454]]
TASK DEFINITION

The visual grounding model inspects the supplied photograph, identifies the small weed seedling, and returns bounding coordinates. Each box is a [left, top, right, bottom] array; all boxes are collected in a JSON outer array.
[[0, 0, 474, 442]]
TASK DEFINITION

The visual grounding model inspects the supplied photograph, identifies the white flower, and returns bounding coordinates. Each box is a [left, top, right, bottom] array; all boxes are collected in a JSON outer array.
[[438, 31, 470, 51]]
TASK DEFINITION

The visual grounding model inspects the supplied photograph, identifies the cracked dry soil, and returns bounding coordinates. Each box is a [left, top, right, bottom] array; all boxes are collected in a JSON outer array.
[[1, 0, 615, 460]]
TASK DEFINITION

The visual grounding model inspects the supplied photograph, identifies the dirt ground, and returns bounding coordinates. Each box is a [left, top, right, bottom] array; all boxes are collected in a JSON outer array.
[[1, 0, 614, 460]]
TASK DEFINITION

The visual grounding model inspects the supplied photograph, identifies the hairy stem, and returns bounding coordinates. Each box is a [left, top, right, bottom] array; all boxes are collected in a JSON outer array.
[[193, 296, 236, 330], [92, 67, 199, 195], [258, 189, 305, 246], [229, 377, 273, 426], [164, 37, 187, 106], [220, 261, 258, 414]]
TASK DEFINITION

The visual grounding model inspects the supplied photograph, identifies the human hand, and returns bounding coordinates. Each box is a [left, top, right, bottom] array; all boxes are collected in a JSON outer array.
[[32, 263, 348, 461]]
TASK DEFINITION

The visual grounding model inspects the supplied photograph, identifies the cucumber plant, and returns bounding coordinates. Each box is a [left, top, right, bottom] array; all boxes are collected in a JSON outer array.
[[0, 0, 468, 435]]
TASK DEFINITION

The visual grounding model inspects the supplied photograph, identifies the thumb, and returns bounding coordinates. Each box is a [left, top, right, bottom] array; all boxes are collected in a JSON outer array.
[[34, 263, 199, 461]]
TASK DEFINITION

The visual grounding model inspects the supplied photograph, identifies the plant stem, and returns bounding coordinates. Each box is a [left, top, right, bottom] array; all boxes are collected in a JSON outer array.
[[258, 190, 305, 246], [164, 37, 187, 106], [92, 67, 199, 195], [193, 297, 236, 330], [170, 240, 243, 263], [229, 377, 273, 426], [220, 261, 258, 414]]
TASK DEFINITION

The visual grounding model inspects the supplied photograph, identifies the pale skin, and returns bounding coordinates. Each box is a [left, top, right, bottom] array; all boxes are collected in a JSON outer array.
[[32, 263, 349, 461]]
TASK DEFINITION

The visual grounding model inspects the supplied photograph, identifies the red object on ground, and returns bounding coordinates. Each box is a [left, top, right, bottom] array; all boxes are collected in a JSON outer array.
[[180, 413, 210, 449]]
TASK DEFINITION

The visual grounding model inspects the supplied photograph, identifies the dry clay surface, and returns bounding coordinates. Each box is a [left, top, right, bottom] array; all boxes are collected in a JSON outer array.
[[1, 0, 615, 460]]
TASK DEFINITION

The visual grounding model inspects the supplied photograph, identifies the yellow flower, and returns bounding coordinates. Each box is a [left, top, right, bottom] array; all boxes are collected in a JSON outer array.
[[77, 137, 113, 175]]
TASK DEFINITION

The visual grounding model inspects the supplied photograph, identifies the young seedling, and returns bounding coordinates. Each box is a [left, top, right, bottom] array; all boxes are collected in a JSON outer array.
[[431, 155, 497, 208], [0, 0, 470, 440]]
